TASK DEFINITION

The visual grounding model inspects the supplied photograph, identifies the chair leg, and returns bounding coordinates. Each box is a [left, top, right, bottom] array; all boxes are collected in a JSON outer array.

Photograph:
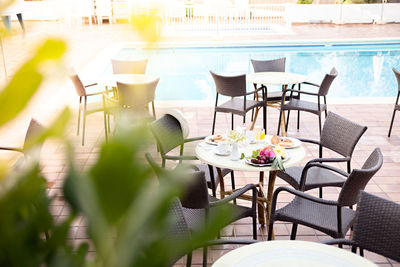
[[107, 114, 111, 133], [186, 252, 192, 267], [285, 110, 291, 133], [277, 110, 283, 136], [243, 114, 246, 124], [267, 219, 274, 241], [152, 101, 156, 119], [319, 187, 323, 198], [290, 223, 298, 240], [231, 113, 234, 130], [212, 111, 217, 135], [253, 214, 257, 240], [77, 108, 81, 136], [388, 109, 396, 137], [318, 113, 322, 135], [359, 248, 364, 257], [297, 110, 300, 130], [230, 171, 236, 204], [82, 113, 86, 146], [103, 111, 108, 142], [263, 105, 267, 132], [251, 107, 255, 122], [202, 246, 208, 267]]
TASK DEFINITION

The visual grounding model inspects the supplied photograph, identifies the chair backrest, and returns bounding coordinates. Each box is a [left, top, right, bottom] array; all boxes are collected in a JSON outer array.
[[337, 148, 383, 207], [69, 74, 87, 97], [352, 191, 400, 262], [145, 153, 209, 209], [393, 67, 400, 92], [251, 57, 286, 73], [23, 119, 45, 151], [318, 67, 338, 96], [150, 114, 184, 156], [116, 78, 159, 109], [111, 58, 148, 74], [209, 70, 246, 97], [320, 112, 367, 157]]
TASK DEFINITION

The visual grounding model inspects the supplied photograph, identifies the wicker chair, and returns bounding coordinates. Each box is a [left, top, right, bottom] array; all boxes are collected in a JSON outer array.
[[150, 113, 235, 196], [111, 58, 148, 74], [0, 119, 44, 164], [250, 58, 294, 129], [210, 70, 266, 134], [268, 148, 383, 241], [278, 68, 338, 135], [388, 68, 400, 137], [70, 73, 110, 146], [324, 191, 400, 263], [146, 154, 258, 267], [277, 111, 367, 198]]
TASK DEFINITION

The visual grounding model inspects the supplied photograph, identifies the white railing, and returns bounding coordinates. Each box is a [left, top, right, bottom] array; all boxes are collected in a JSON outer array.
[[162, 4, 288, 35]]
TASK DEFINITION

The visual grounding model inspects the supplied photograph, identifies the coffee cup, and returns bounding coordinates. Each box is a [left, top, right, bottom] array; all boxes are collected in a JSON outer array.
[[217, 141, 230, 154]]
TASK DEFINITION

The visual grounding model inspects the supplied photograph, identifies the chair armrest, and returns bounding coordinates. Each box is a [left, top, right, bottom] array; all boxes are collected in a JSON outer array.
[[297, 137, 320, 145], [302, 81, 320, 88], [244, 87, 264, 96], [86, 90, 108, 97], [307, 156, 351, 164], [0, 147, 23, 153], [323, 238, 356, 246], [209, 184, 257, 207], [204, 239, 257, 246], [304, 162, 349, 178], [283, 89, 319, 97], [183, 136, 207, 143], [84, 83, 98, 88], [164, 155, 198, 161], [274, 187, 339, 207]]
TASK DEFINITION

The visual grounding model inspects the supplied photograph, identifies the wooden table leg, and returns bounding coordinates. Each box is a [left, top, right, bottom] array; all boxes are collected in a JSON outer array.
[[216, 167, 225, 199], [257, 171, 266, 225], [266, 170, 277, 239]]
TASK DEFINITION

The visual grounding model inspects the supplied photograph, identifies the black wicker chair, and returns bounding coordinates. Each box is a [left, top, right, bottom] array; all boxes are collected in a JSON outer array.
[[277, 111, 367, 198], [150, 113, 235, 196], [268, 148, 383, 241], [146, 154, 258, 267], [278, 68, 338, 135], [210, 70, 266, 134], [324, 191, 400, 263], [388, 67, 400, 137]]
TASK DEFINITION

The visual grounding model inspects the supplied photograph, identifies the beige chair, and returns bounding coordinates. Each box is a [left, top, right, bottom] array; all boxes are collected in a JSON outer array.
[[70, 73, 111, 146], [116, 78, 159, 116], [111, 58, 148, 74]]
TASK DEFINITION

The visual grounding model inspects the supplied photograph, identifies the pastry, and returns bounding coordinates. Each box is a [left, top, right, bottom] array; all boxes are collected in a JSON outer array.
[[271, 135, 281, 145]]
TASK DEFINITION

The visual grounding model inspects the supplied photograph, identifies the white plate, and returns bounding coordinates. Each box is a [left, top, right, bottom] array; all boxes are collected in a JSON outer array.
[[244, 154, 290, 167], [267, 136, 301, 149], [214, 149, 231, 156], [205, 134, 227, 145]]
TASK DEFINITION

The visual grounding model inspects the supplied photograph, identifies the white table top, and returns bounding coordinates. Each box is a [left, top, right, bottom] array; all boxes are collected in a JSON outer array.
[[195, 139, 306, 172], [246, 72, 307, 86], [98, 74, 160, 87], [212, 240, 377, 267]]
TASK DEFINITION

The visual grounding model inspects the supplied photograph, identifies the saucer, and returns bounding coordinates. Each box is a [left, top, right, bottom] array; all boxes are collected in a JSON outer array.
[[214, 148, 231, 156]]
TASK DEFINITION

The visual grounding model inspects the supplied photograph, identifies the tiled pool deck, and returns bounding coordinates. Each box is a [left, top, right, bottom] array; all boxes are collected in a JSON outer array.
[[0, 21, 400, 266]]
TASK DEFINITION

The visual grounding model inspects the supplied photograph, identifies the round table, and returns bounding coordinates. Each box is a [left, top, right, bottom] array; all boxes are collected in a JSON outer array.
[[98, 74, 160, 88], [212, 240, 377, 267], [246, 72, 308, 135], [195, 139, 306, 229]]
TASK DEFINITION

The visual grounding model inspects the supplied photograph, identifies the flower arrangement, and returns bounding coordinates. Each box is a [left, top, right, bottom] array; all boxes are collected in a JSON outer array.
[[227, 130, 246, 143]]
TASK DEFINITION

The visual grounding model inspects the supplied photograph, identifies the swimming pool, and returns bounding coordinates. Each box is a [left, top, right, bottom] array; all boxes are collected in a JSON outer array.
[[111, 42, 400, 101]]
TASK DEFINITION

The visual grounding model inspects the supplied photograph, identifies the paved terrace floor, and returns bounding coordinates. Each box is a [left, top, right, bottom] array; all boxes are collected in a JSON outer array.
[[0, 21, 400, 266]]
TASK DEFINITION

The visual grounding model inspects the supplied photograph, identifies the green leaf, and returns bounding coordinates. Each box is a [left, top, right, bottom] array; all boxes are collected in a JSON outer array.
[[240, 153, 245, 160], [0, 39, 66, 128]]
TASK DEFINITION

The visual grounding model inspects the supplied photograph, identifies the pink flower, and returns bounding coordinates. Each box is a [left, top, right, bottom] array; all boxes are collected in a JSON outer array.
[[266, 150, 276, 159]]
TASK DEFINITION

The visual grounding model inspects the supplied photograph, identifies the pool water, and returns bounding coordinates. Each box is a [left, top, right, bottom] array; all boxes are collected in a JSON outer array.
[[113, 42, 400, 101]]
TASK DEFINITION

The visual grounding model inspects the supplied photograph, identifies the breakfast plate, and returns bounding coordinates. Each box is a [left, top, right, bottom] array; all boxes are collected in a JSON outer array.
[[244, 154, 290, 167], [205, 134, 227, 145], [214, 148, 231, 156], [268, 136, 301, 149]]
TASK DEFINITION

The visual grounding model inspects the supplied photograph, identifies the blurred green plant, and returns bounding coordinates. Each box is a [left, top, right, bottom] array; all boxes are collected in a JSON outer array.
[[0, 5, 231, 267], [297, 0, 313, 4]]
